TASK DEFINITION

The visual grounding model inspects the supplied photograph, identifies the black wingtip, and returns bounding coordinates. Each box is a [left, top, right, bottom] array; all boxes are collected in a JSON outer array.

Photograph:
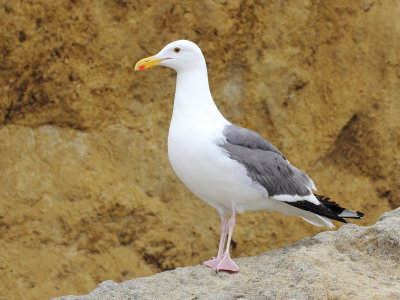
[[285, 198, 349, 223], [313, 193, 365, 220], [342, 210, 364, 219], [354, 211, 365, 218], [283, 194, 364, 224]]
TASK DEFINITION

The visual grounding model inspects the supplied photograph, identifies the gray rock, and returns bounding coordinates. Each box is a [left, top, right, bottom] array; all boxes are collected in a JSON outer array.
[[54, 208, 400, 300]]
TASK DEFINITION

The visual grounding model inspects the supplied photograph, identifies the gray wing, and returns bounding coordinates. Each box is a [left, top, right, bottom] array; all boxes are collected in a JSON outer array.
[[220, 124, 314, 197]]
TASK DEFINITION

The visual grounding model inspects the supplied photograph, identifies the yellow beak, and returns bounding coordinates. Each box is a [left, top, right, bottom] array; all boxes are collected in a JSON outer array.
[[134, 55, 165, 71]]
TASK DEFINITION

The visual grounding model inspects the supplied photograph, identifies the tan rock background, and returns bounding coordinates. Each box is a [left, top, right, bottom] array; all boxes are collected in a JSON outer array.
[[0, 0, 399, 299]]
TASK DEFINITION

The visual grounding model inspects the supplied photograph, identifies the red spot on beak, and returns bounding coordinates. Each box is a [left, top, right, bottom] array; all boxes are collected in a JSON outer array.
[[139, 65, 145, 70]]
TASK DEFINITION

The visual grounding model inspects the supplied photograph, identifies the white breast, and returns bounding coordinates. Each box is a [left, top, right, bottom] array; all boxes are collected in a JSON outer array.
[[167, 114, 266, 213]]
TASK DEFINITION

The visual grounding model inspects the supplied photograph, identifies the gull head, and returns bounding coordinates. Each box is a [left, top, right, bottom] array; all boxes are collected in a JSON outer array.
[[134, 40, 205, 73]]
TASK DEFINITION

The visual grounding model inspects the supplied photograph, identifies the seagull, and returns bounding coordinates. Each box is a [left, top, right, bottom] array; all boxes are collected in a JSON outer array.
[[134, 40, 364, 273]]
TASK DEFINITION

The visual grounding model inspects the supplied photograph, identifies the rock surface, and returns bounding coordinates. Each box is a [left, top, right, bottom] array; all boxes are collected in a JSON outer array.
[[54, 208, 400, 300], [0, 1, 399, 299]]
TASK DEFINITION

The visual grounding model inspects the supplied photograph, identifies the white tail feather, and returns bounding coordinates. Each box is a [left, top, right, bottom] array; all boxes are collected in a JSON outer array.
[[338, 210, 360, 218], [300, 213, 335, 228]]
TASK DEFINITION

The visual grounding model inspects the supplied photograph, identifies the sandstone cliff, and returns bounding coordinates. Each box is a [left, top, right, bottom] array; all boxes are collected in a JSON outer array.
[[0, 1, 399, 299]]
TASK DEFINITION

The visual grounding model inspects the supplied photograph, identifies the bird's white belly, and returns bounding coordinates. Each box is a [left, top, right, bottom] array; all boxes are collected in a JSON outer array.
[[168, 124, 267, 213]]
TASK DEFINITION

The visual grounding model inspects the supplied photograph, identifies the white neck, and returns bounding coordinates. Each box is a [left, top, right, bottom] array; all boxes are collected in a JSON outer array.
[[171, 64, 226, 124]]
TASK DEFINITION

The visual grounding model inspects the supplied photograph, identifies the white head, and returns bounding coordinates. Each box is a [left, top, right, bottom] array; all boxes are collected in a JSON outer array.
[[134, 40, 206, 73]]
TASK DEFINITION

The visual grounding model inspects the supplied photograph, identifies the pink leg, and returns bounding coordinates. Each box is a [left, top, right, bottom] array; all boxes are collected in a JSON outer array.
[[215, 210, 239, 272], [203, 212, 227, 269]]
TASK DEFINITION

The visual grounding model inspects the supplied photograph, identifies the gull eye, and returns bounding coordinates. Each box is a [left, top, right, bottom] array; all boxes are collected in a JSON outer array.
[[174, 47, 181, 53]]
